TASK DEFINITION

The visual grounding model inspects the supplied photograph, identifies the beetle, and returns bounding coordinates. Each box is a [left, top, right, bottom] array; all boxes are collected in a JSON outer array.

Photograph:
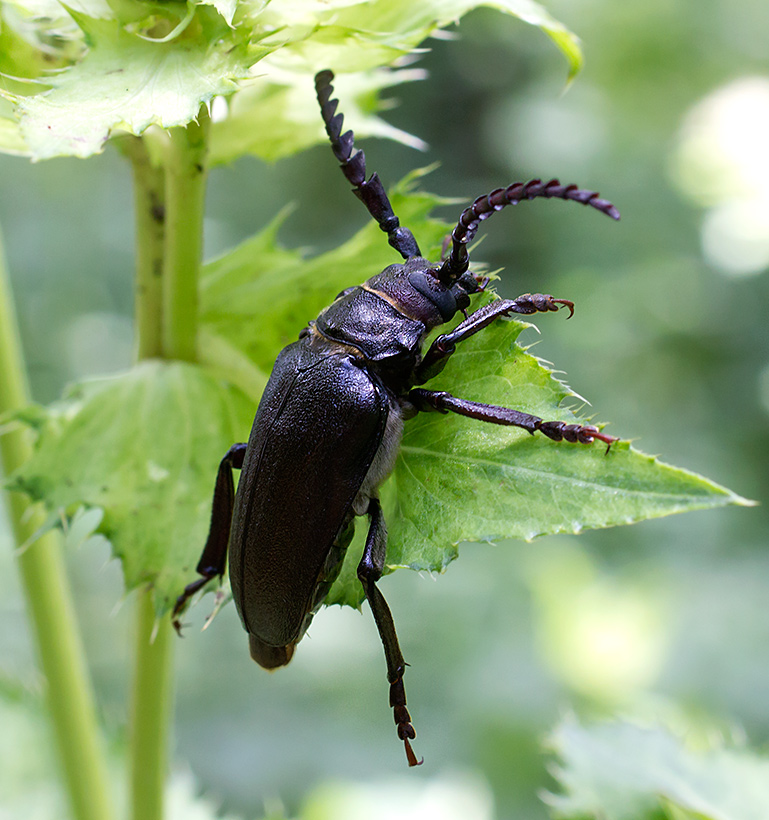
[[173, 69, 620, 767]]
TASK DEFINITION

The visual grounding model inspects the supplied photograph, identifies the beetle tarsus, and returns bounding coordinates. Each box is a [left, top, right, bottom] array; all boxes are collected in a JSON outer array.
[[552, 298, 575, 318], [391, 675, 421, 766], [537, 421, 617, 446], [172, 574, 213, 626], [410, 389, 618, 449], [403, 737, 423, 768], [506, 293, 573, 316]]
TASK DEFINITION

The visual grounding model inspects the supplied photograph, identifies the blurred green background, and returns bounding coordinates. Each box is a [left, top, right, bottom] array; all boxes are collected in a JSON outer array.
[[1, 1, 768, 818]]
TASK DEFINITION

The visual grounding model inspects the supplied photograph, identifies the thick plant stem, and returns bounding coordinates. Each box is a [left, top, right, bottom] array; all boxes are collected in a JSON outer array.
[[162, 109, 210, 361], [0, 230, 115, 820], [126, 135, 166, 360], [129, 591, 174, 820], [128, 112, 211, 820], [128, 143, 172, 817]]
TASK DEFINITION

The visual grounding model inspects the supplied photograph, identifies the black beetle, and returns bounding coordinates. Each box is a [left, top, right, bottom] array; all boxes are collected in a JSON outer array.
[[174, 70, 620, 767]]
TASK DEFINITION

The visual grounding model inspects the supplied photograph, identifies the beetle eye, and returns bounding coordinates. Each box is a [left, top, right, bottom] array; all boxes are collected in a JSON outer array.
[[454, 290, 471, 311], [335, 286, 356, 301], [456, 271, 481, 294]]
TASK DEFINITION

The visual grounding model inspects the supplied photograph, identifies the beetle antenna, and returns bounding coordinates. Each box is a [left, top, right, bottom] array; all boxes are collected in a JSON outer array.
[[315, 70, 421, 260], [438, 179, 620, 284]]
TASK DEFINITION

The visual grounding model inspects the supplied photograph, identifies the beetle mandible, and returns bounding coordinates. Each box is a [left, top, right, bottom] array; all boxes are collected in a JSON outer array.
[[173, 69, 620, 767]]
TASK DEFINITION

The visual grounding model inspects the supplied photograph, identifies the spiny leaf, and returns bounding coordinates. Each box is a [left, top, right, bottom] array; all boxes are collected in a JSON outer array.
[[386, 309, 747, 570], [16, 8, 254, 159], [7, 361, 254, 614], [0, 0, 582, 160], [209, 66, 428, 165], [547, 718, 769, 820]]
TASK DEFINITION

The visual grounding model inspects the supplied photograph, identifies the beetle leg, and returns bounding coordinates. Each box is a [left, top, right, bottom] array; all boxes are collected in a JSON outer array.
[[172, 443, 247, 632], [408, 388, 617, 447], [415, 294, 574, 383], [357, 497, 422, 767]]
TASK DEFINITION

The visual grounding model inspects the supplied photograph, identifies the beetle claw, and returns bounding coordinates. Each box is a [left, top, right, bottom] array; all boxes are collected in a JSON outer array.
[[581, 425, 618, 447], [404, 737, 423, 767], [552, 298, 575, 318]]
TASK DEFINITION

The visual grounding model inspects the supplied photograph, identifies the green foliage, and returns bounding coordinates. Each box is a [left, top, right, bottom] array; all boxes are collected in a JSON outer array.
[[7, 361, 254, 612], [0, 0, 581, 161], [208, 68, 429, 166], [17, 10, 253, 160], [7, 180, 748, 612], [0, 2, 762, 819], [548, 718, 769, 820]]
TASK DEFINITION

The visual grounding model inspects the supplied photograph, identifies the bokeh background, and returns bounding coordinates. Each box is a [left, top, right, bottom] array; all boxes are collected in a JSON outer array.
[[2, 1, 768, 818]]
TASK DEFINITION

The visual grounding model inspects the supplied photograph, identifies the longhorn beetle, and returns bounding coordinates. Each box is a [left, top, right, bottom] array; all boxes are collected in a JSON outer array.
[[174, 70, 620, 767]]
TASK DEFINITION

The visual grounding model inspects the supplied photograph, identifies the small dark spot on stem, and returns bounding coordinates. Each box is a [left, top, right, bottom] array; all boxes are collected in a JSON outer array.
[[150, 192, 165, 225]]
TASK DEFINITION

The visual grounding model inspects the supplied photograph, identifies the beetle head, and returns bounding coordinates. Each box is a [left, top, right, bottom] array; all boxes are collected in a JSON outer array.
[[407, 267, 481, 320], [366, 257, 482, 327]]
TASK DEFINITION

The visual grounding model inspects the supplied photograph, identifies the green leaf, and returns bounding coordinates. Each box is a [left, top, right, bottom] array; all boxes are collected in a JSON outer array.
[[7, 361, 254, 614], [1, 0, 580, 160], [246, 0, 581, 76], [16, 8, 253, 160], [547, 718, 769, 820], [210, 66, 427, 165], [322, 0, 582, 77], [384, 310, 746, 572]]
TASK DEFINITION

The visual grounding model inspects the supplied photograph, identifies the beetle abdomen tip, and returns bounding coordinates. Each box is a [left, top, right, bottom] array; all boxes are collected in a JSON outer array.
[[249, 633, 295, 669]]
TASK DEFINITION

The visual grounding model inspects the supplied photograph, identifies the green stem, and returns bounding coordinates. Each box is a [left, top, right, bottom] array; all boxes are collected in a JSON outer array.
[[125, 135, 166, 360], [129, 591, 174, 820], [0, 229, 115, 820], [162, 108, 210, 362], [127, 111, 211, 820]]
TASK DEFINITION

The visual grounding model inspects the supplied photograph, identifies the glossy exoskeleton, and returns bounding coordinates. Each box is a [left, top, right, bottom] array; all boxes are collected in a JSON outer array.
[[174, 69, 620, 767]]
